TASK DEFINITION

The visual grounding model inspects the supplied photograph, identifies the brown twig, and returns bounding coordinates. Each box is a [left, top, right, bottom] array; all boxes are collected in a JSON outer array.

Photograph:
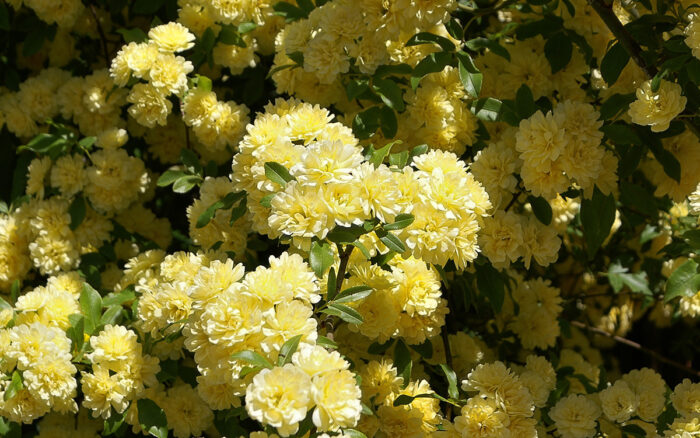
[[587, 0, 700, 140], [570, 320, 700, 378], [321, 244, 355, 341], [88, 5, 110, 69], [503, 184, 523, 212], [335, 244, 354, 297]]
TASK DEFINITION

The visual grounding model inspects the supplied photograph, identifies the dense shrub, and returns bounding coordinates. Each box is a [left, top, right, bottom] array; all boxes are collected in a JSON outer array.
[[0, 0, 699, 437]]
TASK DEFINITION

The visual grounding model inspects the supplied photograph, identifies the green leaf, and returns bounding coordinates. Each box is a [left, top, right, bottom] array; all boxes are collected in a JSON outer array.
[[103, 410, 126, 435], [310, 241, 334, 277], [333, 285, 373, 304], [80, 283, 103, 335], [373, 63, 413, 78], [259, 193, 275, 208], [599, 93, 635, 119], [352, 240, 371, 259], [157, 170, 187, 187], [368, 339, 395, 355], [322, 303, 364, 325], [393, 340, 412, 385], [327, 228, 362, 244], [464, 37, 510, 60], [180, 149, 202, 175], [580, 187, 617, 258], [456, 51, 482, 98], [406, 32, 455, 52], [317, 335, 338, 349], [0, 297, 11, 311], [607, 263, 652, 296], [410, 51, 452, 89], [231, 350, 274, 369], [475, 263, 506, 313], [69, 195, 86, 230], [191, 27, 217, 67], [23, 25, 50, 57], [375, 229, 406, 253], [4, 371, 22, 401], [273, 1, 309, 20], [600, 42, 630, 85], [527, 195, 552, 225], [10, 279, 20, 304], [352, 107, 381, 139], [391, 392, 456, 406], [196, 192, 246, 228], [393, 394, 418, 406], [446, 18, 463, 40], [20, 133, 68, 157], [326, 268, 337, 301], [66, 314, 85, 353], [650, 69, 666, 93], [277, 334, 303, 366], [516, 15, 564, 39], [137, 399, 168, 438], [620, 424, 647, 438], [238, 21, 257, 33], [665, 259, 700, 302], [102, 287, 136, 307], [383, 213, 415, 231], [230, 197, 247, 224], [389, 150, 409, 167], [195, 75, 212, 92], [238, 365, 263, 378], [617, 144, 645, 178], [372, 78, 405, 111], [440, 363, 459, 400], [648, 141, 681, 183], [368, 141, 396, 167], [601, 123, 642, 145], [100, 305, 123, 327], [409, 339, 433, 359], [346, 79, 370, 100], [117, 28, 148, 43], [544, 32, 572, 73], [409, 144, 429, 161], [172, 175, 201, 193], [515, 84, 536, 120], [379, 106, 398, 138], [683, 229, 700, 250], [218, 24, 246, 47], [471, 97, 503, 122], [619, 181, 658, 216], [287, 50, 304, 65], [78, 136, 97, 150]]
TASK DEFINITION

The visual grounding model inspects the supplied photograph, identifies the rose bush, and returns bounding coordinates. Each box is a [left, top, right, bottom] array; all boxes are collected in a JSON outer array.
[[0, 0, 699, 437]]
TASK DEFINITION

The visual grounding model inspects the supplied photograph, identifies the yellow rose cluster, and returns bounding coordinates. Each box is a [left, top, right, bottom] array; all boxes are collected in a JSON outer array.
[[231, 98, 491, 268], [1, 0, 700, 436]]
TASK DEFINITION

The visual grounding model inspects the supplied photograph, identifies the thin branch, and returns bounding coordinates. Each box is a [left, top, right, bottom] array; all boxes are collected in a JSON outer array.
[[587, 0, 657, 78], [503, 183, 523, 212], [335, 244, 354, 297], [587, 0, 700, 140], [570, 320, 700, 378], [321, 244, 355, 341], [89, 5, 110, 69]]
